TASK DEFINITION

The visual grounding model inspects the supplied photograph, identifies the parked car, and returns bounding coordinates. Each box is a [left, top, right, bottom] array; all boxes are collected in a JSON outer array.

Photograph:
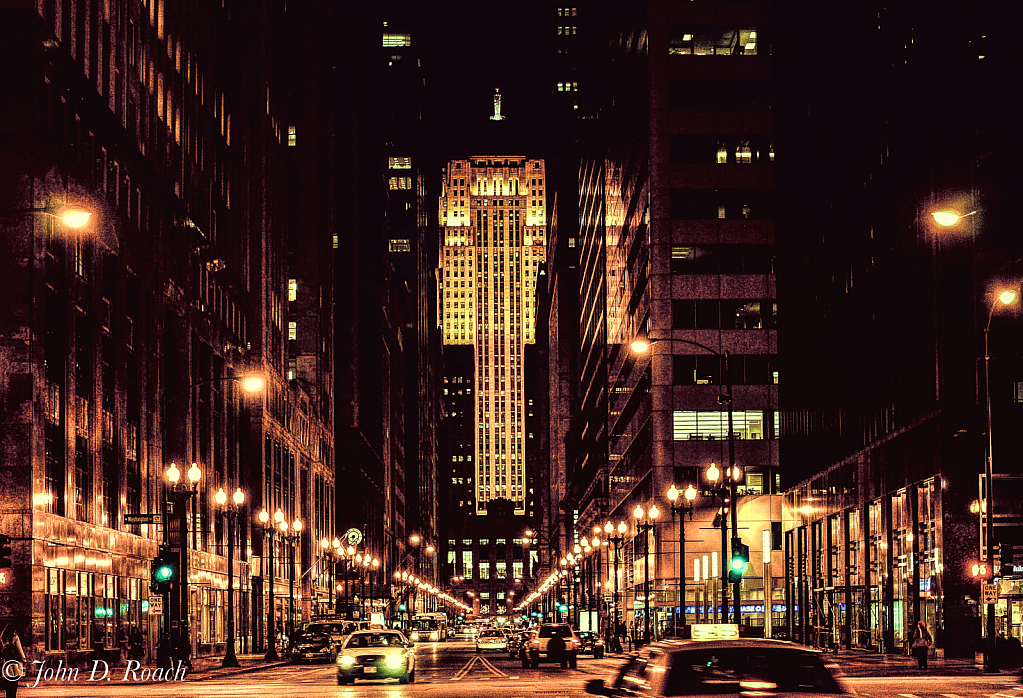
[[578, 631, 606, 658], [303, 620, 356, 651], [476, 628, 509, 653], [336, 630, 416, 685], [291, 629, 336, 663], [525, 623, 580, 669], [585, 632, 853, 698]]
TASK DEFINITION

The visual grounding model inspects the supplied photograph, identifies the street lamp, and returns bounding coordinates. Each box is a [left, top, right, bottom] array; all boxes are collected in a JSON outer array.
[[632, 333, 742, 624], [980, 287, 1019, 667], [215, 487, 245, 667], [706, 461, 742, 623], [604, 520, 627, 644], [634, 504, 659, 645], [285, 518, 303, 638], [931, 209, 977, 227], [257, 508, 279, 660], [164, 462, 201, 667], [667, 485, 697, 635], [0, 203, 93, 228]]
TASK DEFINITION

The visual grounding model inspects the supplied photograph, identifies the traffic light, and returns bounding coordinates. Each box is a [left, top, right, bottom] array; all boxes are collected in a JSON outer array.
[[0, 534, 11, 569], [728, 542, 750, 583], [398, 604, 407, 612], [557, 601, 568, 614], [998, 543, 1017, 573], [150, 547, 178, 594]]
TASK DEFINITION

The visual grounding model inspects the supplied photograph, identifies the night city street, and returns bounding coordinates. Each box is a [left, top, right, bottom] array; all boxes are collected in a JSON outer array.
[[2, 0, 1023, 693], [17, 638, 1023, 698]]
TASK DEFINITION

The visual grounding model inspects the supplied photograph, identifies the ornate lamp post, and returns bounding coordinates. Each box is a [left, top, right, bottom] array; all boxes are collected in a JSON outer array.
[[666, 484, 697, 635], [215, 487, 245, 667], [280, 517, 303, 639], [257, 508, 279, 660], [166, 461, 201, 665], [604, 520, 628, 639], [634, 504, 660, 645], [706, 462, 742, 623]]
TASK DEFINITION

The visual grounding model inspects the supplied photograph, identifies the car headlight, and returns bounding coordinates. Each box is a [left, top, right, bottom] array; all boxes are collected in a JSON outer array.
[[410, 632, 420, 641], [430, 631, 439, 641], [385, 653, 404, 669], [338, 655, 356, 667]]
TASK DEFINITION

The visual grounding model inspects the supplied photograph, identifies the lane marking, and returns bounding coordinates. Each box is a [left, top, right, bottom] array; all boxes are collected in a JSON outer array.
[[478, 655, 508, 677], [899, 694, 922, 697]]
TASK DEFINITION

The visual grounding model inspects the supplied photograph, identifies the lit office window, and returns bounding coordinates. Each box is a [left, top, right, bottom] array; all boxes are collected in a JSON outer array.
[[288, 279, 297, 301], [287, 126, 296, 147], [288, 322, 297, 340], [672, 410, 765, 440], [382, 33, 411, 47]]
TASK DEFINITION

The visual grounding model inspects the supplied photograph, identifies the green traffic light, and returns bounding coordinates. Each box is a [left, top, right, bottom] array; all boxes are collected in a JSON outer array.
[[156, 564, 174, 581], [731, 558, 744, 571]]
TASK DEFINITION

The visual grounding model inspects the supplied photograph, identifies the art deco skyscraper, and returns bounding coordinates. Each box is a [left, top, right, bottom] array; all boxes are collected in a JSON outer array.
[[440, 157, 547, 514]]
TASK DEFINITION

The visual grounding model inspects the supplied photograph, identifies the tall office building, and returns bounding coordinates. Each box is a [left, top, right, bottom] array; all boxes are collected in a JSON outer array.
[[439, 157, 547, 515], [566, 0, 781, 635]]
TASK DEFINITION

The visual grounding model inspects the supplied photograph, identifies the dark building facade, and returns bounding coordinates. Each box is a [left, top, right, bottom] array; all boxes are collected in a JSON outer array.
[[0, 0, 335, 663], [776, 0, 1023, 656]]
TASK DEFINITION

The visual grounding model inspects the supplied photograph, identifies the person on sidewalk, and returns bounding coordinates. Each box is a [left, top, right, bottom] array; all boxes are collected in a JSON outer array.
[[910, 620, 932, 669], [0, 625, 27, 698]]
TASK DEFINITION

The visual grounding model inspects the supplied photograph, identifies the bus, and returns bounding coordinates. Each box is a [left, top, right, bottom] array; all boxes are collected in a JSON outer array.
[[408, 612, 448, 642]]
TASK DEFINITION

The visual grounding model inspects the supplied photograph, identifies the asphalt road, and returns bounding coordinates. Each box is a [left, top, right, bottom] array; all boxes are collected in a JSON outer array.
[[16, 639, 1023, 698]]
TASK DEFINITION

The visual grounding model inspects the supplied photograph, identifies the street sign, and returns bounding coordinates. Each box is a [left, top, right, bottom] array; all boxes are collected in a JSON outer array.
[[982, 583, 998, 604], [148, 596, 163, 615], [125, 513, 159, 525]]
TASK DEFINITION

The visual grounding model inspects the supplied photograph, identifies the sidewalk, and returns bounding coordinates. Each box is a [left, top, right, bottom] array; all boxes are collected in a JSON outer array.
[[23, 653, 293, 687], [827, 649, 1019, 677], [600, 647, 1019, 678]]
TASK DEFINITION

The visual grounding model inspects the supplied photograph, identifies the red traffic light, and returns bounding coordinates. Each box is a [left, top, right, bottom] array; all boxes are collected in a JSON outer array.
[[971, 563, 988, 577]]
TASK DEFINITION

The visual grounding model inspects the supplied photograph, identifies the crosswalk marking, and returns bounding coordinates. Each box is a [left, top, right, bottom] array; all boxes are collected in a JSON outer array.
[[899, 693, 921, 697]]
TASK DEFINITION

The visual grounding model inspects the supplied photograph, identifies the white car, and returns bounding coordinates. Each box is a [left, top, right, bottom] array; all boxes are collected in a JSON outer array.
[[475, 629, 509, 653], [336, 630, 416, 685]]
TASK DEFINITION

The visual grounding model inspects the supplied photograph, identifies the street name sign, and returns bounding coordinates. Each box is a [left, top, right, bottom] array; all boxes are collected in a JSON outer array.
[[125, 513, 159, 525]]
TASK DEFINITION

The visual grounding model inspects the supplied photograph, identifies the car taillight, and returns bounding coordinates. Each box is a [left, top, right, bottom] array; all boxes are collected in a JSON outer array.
[[571, 638, 581, 648], [531, 638, 540, 646]]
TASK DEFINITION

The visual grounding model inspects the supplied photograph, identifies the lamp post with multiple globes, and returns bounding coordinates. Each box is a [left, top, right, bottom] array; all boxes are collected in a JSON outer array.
[[165, 461, 201, 666], [214, 487, 245, 667], [666, 484, 698, 635], [256, 508, 280, 660], [603, 520, 628, 641], [280, 516, 303, 640], [633, 504, 660, 645]]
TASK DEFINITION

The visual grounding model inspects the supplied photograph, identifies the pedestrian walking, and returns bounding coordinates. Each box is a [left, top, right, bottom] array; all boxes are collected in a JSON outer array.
[[128, 626, 145, 662], [910, 620, 932, 669], [1, 625, 27, 698]]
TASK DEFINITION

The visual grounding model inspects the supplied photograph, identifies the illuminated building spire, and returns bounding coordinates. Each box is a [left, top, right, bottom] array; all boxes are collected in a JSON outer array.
[[490, 89, 505, 121]]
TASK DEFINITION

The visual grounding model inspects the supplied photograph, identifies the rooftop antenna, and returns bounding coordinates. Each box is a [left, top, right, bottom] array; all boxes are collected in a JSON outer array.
[[490, 88, 505, 121]]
